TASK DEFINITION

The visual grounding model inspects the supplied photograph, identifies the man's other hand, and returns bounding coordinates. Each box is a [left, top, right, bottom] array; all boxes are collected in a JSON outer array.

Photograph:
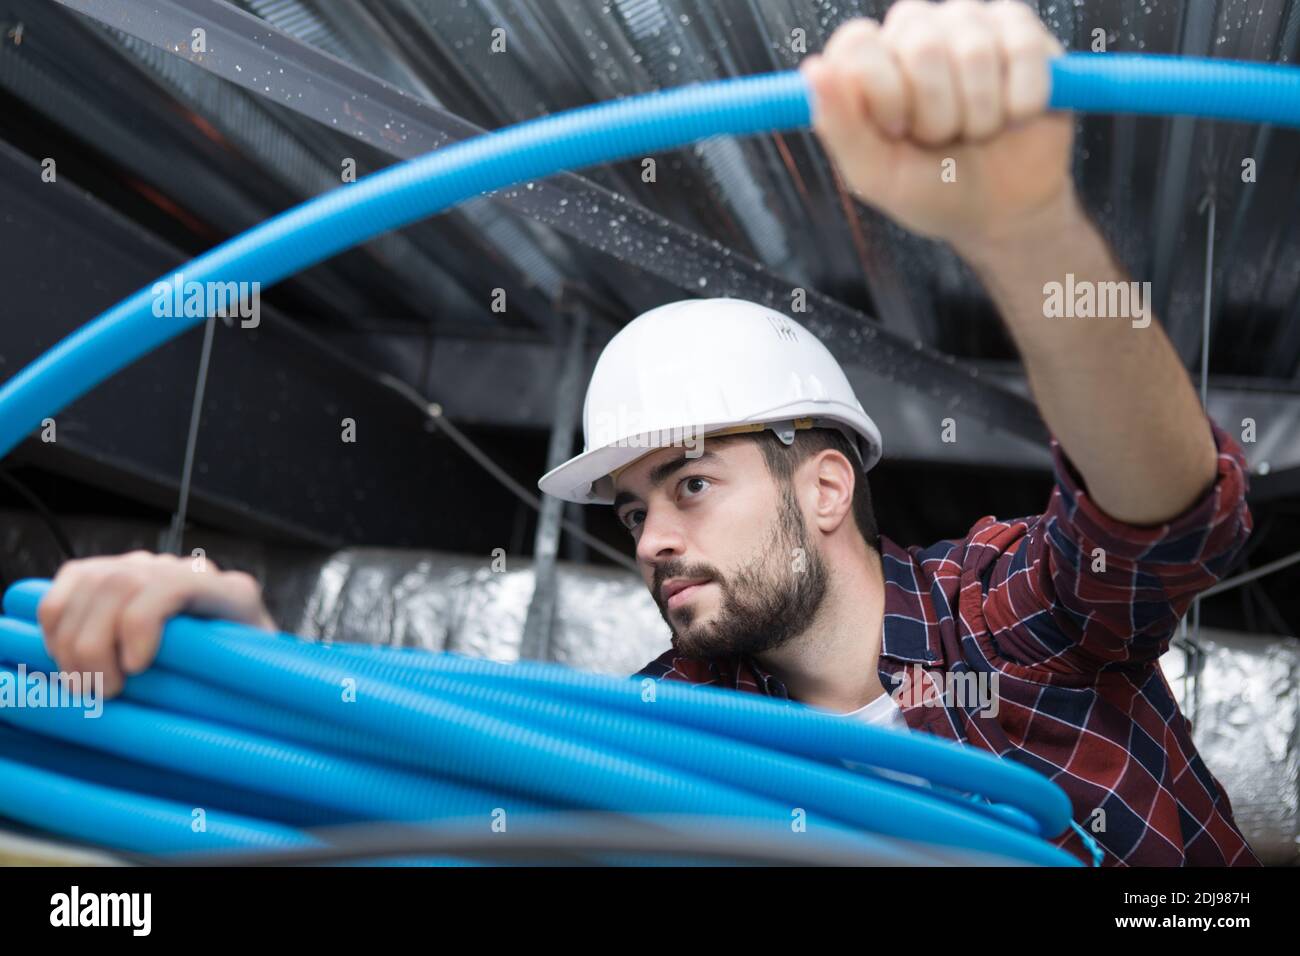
[[37, 551, 277, 698]]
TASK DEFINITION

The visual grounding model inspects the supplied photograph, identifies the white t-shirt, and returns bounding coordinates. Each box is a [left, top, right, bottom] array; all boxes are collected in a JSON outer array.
[[831, 692, 931, 788], [834, 691, 908, 732]]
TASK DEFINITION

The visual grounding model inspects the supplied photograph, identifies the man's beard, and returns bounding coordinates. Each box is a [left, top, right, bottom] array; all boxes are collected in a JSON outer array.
[[655, 482, 829, 660]]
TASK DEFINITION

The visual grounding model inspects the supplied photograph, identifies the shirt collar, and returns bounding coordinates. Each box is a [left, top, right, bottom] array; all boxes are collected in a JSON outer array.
[[875, 535, 943, 665]]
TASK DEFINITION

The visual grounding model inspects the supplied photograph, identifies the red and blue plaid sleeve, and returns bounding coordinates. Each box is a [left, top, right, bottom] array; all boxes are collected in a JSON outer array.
[[985, 415, 1253, 673]]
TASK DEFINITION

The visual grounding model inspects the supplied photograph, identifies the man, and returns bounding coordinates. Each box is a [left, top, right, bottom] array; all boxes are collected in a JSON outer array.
[[533, 0, 1258, 867], [36, 1, 1256, 865]]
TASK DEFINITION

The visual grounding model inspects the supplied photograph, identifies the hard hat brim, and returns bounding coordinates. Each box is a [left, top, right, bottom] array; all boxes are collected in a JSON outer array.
[[537, 412, 882, 505]]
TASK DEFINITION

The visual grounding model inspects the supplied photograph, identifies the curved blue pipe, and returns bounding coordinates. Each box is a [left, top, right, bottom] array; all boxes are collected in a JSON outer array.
[[1048, 53, 1300, 126], [0, 661, 551, 825], [1, 582, 1081, 865], [160, 631, 1070, 861], [0, 590, 1060, 842], [149, 625, 961, 856], [0, 56, 1298, 458], [0, 603, 1050, 858], [4, 580, 1064, 828], [0, 754, 316, 855], [281, 629, 1078, 834], [0, 605, 1042, 841], [0, 609, 924, 863], [0, 722, 353, 830], [279, 635, 1062, 847]]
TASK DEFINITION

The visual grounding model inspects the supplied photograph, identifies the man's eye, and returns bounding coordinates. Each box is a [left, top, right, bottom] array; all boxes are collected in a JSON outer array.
[[620, 479, 708, 532], [680, 476, 710, 497]]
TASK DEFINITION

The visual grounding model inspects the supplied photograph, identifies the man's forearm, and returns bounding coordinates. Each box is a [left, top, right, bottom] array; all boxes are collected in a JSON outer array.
[[952, 190, 1218, 526]]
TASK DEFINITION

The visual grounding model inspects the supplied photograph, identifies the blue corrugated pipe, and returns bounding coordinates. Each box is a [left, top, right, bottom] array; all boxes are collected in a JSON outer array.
[[1, 580, 1083, 865], [0, 612, 1058, 861], [0, 755, 318, 856]]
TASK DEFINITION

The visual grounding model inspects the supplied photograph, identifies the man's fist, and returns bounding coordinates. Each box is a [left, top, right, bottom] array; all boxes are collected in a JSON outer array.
[[800, 0, 1074, 248], [37, 551, 277, 698]]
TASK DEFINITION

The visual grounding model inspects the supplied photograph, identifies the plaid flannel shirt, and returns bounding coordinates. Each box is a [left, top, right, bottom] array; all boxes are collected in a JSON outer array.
[[634, 415, 1260, 867]]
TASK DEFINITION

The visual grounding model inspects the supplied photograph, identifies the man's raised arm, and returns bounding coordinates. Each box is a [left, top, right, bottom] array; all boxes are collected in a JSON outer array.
[[951, 189, 1217, 525], [802, 0, 1216, 525]]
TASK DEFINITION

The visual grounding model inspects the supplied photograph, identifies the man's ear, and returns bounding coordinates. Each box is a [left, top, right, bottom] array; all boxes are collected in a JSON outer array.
[[809, 448, 856, 533]]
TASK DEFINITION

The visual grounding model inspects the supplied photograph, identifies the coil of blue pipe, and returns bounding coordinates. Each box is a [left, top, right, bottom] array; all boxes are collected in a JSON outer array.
[[1, 52, 1298, 864], [0, 580, 1081, 865]]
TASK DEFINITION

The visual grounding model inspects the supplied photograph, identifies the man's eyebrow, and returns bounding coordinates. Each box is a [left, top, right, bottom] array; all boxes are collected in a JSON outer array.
[[611, 450, 723, 512]]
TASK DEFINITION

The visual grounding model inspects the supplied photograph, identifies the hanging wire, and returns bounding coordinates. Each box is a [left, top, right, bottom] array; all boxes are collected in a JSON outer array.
[[373, 371, 639, 574], [150, 300, 639, 574], [1189, 192, 1217, 642], [1179, 191, 1297, 630], [163, 315, 218, 556]]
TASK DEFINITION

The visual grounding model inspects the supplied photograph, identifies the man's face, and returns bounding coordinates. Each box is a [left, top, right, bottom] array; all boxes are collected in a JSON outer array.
[[611, 438, 828, 659]]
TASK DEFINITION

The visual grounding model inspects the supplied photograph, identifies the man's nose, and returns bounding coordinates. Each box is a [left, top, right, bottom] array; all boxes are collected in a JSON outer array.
[[634, 506, 686, 568]]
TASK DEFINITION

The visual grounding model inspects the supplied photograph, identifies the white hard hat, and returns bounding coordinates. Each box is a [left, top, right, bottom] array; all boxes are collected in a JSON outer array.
[[537, 297, 884, 505]]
